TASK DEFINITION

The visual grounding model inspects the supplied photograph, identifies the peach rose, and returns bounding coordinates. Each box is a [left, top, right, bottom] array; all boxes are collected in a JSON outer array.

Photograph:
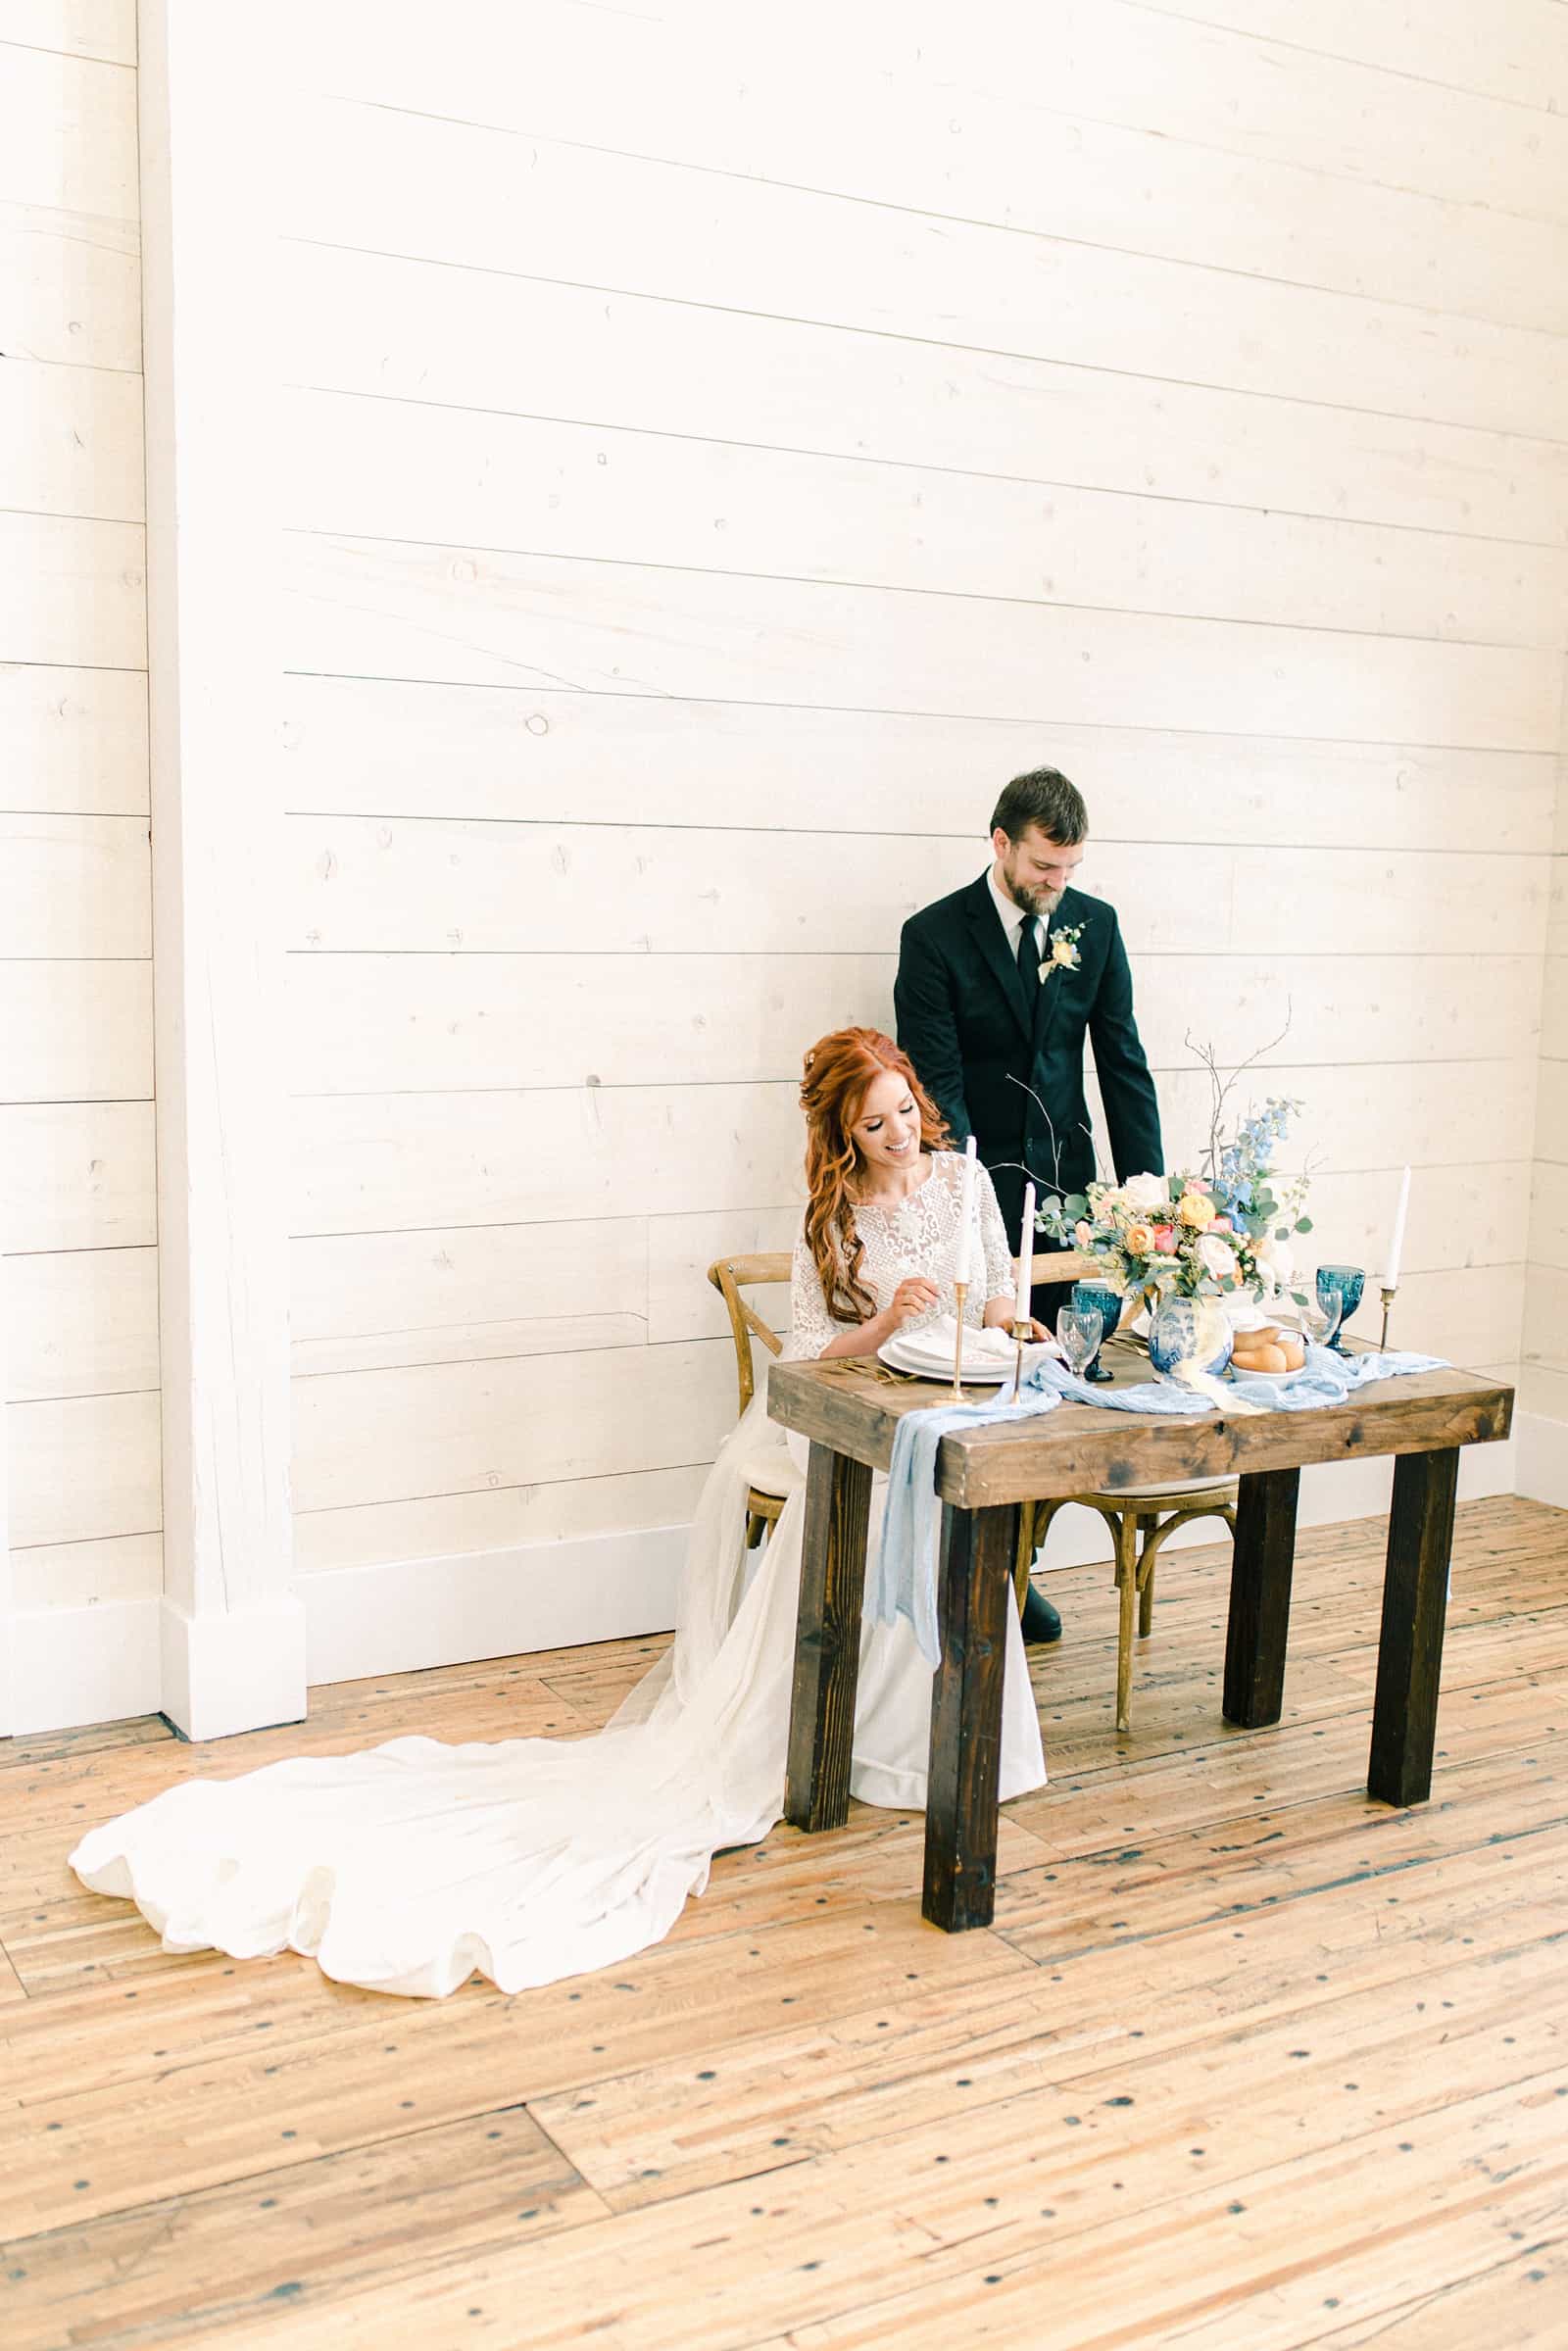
[[1074, 1219, 1094, 1248], [1125, 1220, 1155, 1255]]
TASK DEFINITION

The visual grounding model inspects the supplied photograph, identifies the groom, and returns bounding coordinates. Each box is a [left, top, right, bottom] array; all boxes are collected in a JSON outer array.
[[894, 766, 1163, 1642]]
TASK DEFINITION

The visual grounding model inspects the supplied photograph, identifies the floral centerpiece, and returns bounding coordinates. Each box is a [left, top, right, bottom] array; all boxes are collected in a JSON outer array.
[[1036, 1071, 1314, 1315]]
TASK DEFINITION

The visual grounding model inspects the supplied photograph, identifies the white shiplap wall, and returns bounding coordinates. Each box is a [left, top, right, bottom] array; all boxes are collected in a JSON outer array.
[[278, 0, 1563, 1667], [0, 5, 162, 1701], [1523, 749, 1568, 1494]]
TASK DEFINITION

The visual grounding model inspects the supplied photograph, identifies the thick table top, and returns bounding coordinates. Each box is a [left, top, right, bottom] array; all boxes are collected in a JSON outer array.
[[765, 1338, 1513, 1510]]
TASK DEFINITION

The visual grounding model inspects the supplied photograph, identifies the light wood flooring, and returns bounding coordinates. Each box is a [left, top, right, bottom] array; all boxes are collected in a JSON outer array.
[[3, 1495, 1568, 2350]]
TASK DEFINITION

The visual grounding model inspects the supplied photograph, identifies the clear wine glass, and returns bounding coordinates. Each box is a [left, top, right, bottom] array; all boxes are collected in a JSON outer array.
[[1298, 1290, 1341, 1353], [1056, 1305, 1103, 1380]]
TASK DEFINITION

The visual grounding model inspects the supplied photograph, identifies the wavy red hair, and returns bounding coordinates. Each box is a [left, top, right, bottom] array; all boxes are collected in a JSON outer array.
[[800, 1028, 951, 1323]]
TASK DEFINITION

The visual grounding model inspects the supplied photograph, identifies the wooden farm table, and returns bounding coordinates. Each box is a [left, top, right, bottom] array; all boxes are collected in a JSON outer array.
[[767, 1346, 1513, 1934]]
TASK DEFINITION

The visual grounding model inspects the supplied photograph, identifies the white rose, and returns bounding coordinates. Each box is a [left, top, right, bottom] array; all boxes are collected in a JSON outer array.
[[1254, 1232, 1295, 1284], [1197, 1231, 1238, 1282], [1120, 1172, 1168, 1212]]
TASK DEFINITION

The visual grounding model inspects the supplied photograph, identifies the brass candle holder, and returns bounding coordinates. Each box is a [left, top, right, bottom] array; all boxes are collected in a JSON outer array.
[[951, 1282, 968, 1401], [1378, 1283, 1397, 1350]]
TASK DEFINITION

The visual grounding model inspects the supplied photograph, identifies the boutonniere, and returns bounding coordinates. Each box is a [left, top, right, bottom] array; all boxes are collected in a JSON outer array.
[[1040, 921, 1084, 982]]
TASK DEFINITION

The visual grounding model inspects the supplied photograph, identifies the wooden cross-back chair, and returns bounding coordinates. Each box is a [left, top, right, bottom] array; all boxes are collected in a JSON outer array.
[[707, 1246, 1237, 1732], [1013, 1249, 1238, 1734], [707, 1251, 797, 1548]]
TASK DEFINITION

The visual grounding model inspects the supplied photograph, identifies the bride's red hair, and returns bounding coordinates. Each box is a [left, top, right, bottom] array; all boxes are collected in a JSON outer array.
[[800, 1028, 951, 1322]]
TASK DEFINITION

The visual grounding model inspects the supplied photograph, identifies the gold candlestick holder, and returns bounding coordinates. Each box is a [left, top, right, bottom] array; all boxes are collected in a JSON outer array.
[[1378, 1283, 1397, 1350], [951, 1282, 968, 1401]]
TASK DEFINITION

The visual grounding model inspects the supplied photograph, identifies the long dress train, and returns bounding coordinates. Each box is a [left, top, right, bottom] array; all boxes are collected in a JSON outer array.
[[70, 1152, 1047, 1996]]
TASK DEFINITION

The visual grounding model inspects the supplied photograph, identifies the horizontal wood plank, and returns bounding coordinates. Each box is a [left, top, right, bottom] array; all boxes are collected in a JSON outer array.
[[292, 1463, 712, 1578], [0, 661, 148, 814], [284, 98, 1568, 438], [291, 1338, 737, 1513], [6, 1387, 161, 1546], [0, 1100, 156, 1249], [0, 197, 140, 371], [0, 2, 136, 63], [285, 391, 1568, 650], [285, 536, 1561, 750], [4, 1244, 158, 1401], [1, 957, 153, 1101], [283, 823, 1548, 958], [0, 356, 143, 521], [0, 41, 137, 219], [0, 512, 145, 669], [8, 1529, 163, 1609], [0, 813, 150, 955], [286, 248, 1568, 551], [280, 679, 1559, 847]]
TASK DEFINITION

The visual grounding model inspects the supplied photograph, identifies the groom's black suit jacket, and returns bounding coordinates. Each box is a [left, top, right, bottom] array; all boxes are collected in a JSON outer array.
[[895, 873, 1162, 1250]]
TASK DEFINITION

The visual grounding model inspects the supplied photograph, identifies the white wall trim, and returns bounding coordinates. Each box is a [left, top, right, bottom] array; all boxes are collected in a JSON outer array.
[[1513, 1413, 1568, 1511], [4, 1438, 1523, 1733], [138, 0, 303, 1739], [9, 1599, 162, 1739], [302, 1521, 690, 1688]]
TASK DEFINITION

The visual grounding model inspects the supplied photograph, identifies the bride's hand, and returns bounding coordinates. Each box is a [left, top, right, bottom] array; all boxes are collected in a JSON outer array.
[[878, 1276, 942, 1338]]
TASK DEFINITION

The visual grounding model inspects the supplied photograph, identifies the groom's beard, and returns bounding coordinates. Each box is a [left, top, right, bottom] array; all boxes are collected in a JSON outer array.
[[1007, 877, 1063, 922]]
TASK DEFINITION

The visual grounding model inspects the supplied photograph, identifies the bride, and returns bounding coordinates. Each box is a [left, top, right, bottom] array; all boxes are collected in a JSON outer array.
[[72, 1028, 1048, 1997]]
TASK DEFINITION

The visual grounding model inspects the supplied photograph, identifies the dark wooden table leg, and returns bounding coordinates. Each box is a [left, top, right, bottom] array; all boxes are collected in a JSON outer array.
[[922, 1498, 1018, 1932], [1223, 1466, 1301, 1729], [784, 1441, 873, 1834], [1368, 1446, 1459, 1807]]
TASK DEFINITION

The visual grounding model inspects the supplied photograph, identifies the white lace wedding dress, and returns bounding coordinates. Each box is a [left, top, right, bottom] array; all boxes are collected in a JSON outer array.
[[71, 1151, 1047, 1997]]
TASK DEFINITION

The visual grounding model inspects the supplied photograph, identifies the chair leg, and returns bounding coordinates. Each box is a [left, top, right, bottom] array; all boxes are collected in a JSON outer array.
[[1137, 1510, 1157, 1638], [746, 1512, 765, 1550], [1115, 1513, 1138, 1734]]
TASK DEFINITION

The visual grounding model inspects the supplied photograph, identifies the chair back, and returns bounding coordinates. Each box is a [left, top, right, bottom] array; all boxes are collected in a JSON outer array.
[[707, 1251, 792, 1414]]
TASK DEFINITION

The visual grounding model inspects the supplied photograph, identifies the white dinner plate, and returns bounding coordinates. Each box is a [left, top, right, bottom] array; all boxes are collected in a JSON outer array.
[[877, 1334, 1031, 1384]]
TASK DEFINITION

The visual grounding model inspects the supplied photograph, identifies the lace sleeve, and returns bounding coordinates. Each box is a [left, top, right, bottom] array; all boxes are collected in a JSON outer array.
[[978, 1162, 1015, 1304], [784, 1223, 841, 1361]]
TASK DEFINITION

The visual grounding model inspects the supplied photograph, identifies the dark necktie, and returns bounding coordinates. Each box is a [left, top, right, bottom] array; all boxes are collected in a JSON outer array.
[[1015, 914, 1041, 1010]]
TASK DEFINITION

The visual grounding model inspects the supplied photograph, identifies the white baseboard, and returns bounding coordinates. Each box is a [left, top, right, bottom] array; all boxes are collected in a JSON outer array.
[[8, 1596, 162, 1737], [1513, 1413, 1568, 1510], [160, 1593, 308, 1741], [301, 1521, 691, 1687], [1, 1434, 1530, 1733]]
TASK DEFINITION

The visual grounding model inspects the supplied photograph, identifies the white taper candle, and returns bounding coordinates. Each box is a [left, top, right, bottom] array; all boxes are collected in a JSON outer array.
[[1014, 1183, 1035, 1330], [954, 1134, 977, 1287], [1384, 1163, 1411, 1291]]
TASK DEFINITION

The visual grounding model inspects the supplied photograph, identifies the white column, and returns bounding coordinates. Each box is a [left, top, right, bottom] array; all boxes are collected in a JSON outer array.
[[140, 1, 304, 1738], [0, 1253, 13, 1739]]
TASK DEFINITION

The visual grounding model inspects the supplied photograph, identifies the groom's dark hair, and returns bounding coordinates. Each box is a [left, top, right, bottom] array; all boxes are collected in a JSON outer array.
[[991, 766, 1088, 846]]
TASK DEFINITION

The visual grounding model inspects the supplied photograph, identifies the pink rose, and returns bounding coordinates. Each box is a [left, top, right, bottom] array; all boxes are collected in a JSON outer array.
[[1152, 1223, 1178, 1253], [1074, 1219, 1093, 1248]]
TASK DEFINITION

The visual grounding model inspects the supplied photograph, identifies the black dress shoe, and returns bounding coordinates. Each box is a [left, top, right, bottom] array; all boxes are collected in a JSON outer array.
[[1020, 1584, 1063, 1645]]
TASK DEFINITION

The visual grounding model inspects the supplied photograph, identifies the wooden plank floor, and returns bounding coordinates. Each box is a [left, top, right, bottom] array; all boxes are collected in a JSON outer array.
[[3, 1495, 1568, 2350]]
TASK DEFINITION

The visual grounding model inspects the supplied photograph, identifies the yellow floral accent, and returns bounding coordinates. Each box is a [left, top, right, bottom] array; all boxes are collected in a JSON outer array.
[[1177, 1192, 1217, 1230], [1125, 1220, 1155, 1255]]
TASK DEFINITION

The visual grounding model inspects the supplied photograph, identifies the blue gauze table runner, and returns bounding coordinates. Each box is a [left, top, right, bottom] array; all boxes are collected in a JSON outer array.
[[874, 1345, 1447, 1666]]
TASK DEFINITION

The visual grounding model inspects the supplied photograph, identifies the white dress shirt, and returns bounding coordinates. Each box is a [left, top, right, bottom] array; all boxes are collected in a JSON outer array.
[[987, 865, 1041, 966]]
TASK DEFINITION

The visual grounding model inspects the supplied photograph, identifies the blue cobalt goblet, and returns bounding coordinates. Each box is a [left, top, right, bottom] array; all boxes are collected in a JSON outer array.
[[1148, 1296, 1233, 1381], [1316, 1263, 1365, 1355], [1071, 1280, 1122, 1382]]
